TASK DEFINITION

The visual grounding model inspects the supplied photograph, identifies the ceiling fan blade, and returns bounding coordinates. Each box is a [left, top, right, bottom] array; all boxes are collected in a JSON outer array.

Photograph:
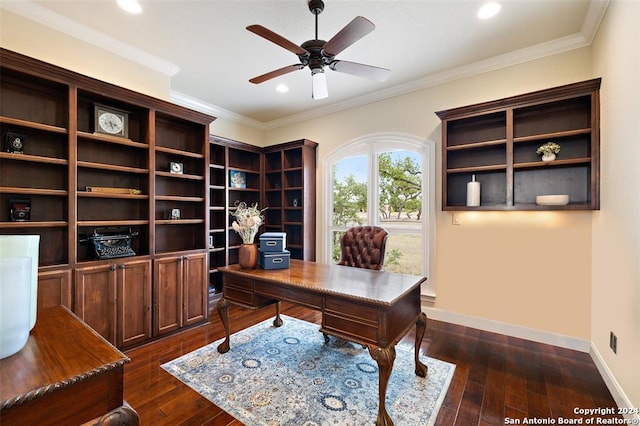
[[249, 64, 304, 84], [247, 25, 308, 56], [322, 16, 375, 57], [329, 60, 391, 82]]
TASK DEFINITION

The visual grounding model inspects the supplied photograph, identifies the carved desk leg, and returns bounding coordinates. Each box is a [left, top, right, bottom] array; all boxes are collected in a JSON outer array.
[[216, 297, 230, 353], [273, 301, 283, 327], [368, 345, 397, 426], [414, 312, 428, 377], [90, 402, 139, 425]]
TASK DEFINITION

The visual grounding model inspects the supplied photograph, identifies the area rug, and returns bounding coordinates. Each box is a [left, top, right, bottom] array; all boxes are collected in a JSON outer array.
[[161, 315, 455, 425]]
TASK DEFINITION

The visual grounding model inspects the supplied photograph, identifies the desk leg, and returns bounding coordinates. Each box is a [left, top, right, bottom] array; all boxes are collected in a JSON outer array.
[[273, 301, 283, 327], [216, 297, 230, 353], [368, 345, 396, 426], [89, 401, 139, 425], [414, 312, 428, 377]]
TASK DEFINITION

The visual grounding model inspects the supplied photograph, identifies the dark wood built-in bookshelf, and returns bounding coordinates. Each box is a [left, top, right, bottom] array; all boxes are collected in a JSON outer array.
[[207, 136, 317, 295], [436, 79, 601, 210], [262, 140, 317, 260], [0, 48, 214, 348]]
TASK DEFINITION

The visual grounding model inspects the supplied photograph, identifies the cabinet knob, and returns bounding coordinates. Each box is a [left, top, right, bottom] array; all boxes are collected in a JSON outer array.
[[109, 265, 117, 271], [119, 264, 125, 269]]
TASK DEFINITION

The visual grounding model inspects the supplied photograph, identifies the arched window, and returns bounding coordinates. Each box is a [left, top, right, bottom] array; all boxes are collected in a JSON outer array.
[[323, 133, 436, 296]]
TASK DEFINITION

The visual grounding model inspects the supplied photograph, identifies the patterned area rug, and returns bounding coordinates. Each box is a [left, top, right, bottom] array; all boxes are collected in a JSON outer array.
[[162, 315, 455, 426]]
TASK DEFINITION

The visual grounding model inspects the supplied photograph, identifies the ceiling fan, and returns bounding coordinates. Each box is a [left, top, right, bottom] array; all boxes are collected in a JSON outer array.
[[247, 0, 391, 100]]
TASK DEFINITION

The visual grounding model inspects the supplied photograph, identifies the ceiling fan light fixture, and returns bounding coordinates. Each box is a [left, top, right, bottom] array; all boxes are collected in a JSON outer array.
[[311, 68, 328, 100]]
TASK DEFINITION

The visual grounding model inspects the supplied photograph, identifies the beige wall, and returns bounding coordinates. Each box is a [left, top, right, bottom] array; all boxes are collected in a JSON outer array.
[[265, 48, 595, 339], [209, 118, 264, 146], [591, 0, 640, 410]]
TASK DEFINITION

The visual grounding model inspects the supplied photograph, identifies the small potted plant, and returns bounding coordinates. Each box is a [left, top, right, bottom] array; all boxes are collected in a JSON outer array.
[[536, 142, 561, 162]]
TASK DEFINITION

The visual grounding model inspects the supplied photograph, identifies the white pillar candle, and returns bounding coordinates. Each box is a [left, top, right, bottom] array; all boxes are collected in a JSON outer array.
[[466, 174, 481, 207], [0, 235, 40, 329], [0, 257, 32, 359]]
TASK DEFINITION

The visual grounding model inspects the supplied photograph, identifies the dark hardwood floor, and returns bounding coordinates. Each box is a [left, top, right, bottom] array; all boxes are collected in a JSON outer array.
[[123, 302, 620, 425]]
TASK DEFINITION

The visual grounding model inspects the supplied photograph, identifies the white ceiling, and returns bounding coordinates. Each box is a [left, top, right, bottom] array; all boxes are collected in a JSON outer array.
[[2, 0, 608, 128]]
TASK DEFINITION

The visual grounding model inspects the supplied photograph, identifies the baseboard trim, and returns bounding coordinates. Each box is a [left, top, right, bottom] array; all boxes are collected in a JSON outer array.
[[422, 307, 637, 418], [422, 307, 591, 352], [589, 343, 640, 423]]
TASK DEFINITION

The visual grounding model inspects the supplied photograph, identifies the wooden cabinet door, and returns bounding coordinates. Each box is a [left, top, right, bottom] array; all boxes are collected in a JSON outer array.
[[153, 255, 182, 336], [116, 258, 152, 348], [38, 269, 72, 312], [182, 252, 207, 326], [74, 264, 117, 343]]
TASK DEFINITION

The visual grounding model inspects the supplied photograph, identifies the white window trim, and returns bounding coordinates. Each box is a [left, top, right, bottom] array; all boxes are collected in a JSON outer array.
[[322, 132, 436, 297]]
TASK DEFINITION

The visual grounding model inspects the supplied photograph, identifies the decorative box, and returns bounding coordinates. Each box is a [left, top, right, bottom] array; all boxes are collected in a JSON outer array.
[[259, 232, 287, 252], [259, 249, 290, 270]]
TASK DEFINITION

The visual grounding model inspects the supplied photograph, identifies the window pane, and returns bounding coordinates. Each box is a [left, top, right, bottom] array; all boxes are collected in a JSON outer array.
[[377, 151, 422, 226], [378, 150, 424, 275], [383, 233, 424, 275], [332, 155, 367, 227]]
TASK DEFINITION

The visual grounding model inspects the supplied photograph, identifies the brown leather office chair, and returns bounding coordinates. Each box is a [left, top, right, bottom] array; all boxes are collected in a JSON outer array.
[[325, 226, 389, 345], [337, 225, 389, 271]]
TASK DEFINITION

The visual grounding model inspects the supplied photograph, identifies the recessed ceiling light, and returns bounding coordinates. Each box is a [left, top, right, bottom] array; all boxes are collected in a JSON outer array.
[[276, 84, 289, 93], [477, 2, 501, 19], [117, 0, 142, 14]]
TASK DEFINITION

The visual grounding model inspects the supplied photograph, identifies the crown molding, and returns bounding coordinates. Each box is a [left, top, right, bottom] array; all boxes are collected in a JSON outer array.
[[581, 0, 611, 43], [170, 90, 264, 129], [1, 0, 180, 77]]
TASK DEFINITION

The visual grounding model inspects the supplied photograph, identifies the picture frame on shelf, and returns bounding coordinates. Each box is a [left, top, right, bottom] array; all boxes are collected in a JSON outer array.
[[229, 170, 246, 188]]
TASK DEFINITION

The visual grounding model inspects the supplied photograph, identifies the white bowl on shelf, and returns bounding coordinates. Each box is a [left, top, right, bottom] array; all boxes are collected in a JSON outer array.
[[535, 194, 569, 206]]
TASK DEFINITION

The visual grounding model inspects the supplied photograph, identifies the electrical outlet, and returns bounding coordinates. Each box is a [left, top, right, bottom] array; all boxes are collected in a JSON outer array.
[[609, 331, 617, 354]]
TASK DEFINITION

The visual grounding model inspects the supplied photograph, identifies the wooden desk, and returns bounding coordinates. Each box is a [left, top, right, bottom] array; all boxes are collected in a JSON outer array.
[[217, 259, 428, 426], [0, 306, 138, 425]]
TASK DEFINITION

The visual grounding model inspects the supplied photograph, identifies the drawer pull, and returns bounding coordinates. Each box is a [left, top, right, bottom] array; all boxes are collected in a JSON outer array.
[[273, 258, 283, 263]]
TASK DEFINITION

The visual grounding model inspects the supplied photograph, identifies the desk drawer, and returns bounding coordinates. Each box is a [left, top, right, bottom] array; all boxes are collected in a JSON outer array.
[[325, 298, 379, 322], [323, 313, 378, 344], [224, 286, 254, 305], [224, 275, 253, 290], [224, 276, 275, 307], [257, 285, 322, 310]]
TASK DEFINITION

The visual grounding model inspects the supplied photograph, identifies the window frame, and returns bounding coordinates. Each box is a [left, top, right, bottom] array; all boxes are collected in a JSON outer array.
[[322, 132, 436, 297]]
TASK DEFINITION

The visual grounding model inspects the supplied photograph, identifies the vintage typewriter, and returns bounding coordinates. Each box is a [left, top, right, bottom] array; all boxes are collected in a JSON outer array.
[[85, 228, 138, 260]]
